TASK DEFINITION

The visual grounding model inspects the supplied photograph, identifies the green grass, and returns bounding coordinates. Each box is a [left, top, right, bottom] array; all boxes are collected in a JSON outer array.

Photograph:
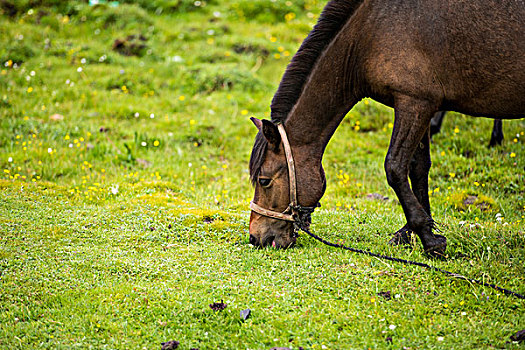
[[1, 1, 524, 349]]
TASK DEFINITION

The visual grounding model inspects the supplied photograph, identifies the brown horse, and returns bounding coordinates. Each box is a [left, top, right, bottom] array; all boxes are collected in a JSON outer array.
[[249, 0, 525, 255]]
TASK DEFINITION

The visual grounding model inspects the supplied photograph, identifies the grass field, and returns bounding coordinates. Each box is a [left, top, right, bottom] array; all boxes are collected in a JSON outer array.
[[1, 1, 524, 349]]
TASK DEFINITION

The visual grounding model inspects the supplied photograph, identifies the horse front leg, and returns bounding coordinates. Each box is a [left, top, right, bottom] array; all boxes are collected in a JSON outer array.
[[390, 128, 432, 246], [385, 97, 446, 256]]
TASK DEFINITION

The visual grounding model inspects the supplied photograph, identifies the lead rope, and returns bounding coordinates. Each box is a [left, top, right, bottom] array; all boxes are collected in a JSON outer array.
[[300, 226, 525, 299]]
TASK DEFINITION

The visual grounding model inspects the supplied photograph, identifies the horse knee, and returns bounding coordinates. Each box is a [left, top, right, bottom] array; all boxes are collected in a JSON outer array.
[[384, 158, 406, 188]]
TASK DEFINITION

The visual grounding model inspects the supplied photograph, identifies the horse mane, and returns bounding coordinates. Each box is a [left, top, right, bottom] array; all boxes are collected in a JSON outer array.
[[270, 0, 365, 123], [250, 0, 364, 184]]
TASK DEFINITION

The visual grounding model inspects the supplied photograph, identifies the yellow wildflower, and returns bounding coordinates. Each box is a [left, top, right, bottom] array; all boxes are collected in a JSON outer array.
[[284, 12, 296, 21]]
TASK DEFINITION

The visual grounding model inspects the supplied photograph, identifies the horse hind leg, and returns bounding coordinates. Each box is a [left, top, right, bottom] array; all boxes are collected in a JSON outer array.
[[385, 96, 446, 257], [390, 128, 432, 246], [429, 111, 446, 138], [488, 119, 503, 147]]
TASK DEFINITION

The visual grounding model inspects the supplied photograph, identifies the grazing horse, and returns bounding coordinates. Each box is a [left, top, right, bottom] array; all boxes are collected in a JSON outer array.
[[430, 112, 504, 147], [249, 0, 525, 255]]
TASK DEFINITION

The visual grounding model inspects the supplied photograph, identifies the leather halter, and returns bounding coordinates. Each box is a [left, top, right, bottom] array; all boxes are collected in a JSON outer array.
[[249, 123, 320, 233]]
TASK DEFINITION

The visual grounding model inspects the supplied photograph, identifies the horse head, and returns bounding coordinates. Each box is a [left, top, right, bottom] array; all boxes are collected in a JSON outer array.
[[248, 117, 326, 248]]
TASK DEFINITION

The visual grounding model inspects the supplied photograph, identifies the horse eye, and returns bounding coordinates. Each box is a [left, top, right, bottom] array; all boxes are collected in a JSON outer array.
[[258, 177, 272, 187]]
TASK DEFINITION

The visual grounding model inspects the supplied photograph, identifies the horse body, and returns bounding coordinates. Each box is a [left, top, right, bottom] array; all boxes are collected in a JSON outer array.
[[355, 0, 525, 117], [249, 0, 525, 253]]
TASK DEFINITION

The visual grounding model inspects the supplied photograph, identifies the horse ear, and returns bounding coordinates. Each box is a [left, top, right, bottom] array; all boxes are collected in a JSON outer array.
[[261, 119, 281, 147], [250, 117, 263, 130]]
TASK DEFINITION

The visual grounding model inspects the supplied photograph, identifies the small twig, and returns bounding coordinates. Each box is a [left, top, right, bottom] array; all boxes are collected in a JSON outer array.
[[250, 56, 263, 73]]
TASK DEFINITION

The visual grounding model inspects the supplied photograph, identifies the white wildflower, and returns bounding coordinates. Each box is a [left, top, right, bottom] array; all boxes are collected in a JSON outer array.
[[109, 184, 119, 195]]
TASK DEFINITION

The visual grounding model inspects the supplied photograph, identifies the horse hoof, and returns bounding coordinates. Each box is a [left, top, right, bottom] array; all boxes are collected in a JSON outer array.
[[424, 234, 447, 258], [389, 227, 412, 246]]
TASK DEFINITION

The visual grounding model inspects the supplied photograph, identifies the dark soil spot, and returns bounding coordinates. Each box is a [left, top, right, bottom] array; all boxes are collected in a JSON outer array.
[[209, 300, 227, 311], [510, 329, 525, 342], [462, 195, 491, 210], [463, 195, 477, 206], [366, 193, 389, 201], [232, 43, 269, 57], [203, 216, 214, 224], [475, 201, 491, 211], [0, 0, 17, 17], [377, 291, 391, 300], [161, 340, 179, 350], [113, 34, 148, 56]]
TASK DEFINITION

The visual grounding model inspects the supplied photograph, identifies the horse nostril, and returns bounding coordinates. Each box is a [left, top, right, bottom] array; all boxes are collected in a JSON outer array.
[[249, 234, 258, 246]]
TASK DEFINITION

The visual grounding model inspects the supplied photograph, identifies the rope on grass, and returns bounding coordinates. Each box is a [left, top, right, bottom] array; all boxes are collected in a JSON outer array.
[[301, 227, 525, 300]]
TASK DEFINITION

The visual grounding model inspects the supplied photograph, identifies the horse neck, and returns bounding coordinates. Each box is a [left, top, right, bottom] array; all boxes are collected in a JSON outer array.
[[283, 40, 359, 160]]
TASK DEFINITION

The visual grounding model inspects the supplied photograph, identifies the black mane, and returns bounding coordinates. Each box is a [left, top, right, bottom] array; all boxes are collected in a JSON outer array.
[[271, 0, 364, 123], [250, 0, 363, 184]]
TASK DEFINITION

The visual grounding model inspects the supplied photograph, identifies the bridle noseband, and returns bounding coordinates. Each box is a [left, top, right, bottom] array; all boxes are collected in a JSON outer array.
[[249, 122, 320, 235]]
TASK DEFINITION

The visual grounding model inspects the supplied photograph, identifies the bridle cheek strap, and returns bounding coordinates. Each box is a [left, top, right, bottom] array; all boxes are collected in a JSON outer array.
[[250, 123, 320, 231], [277, 123, 298, 207]]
